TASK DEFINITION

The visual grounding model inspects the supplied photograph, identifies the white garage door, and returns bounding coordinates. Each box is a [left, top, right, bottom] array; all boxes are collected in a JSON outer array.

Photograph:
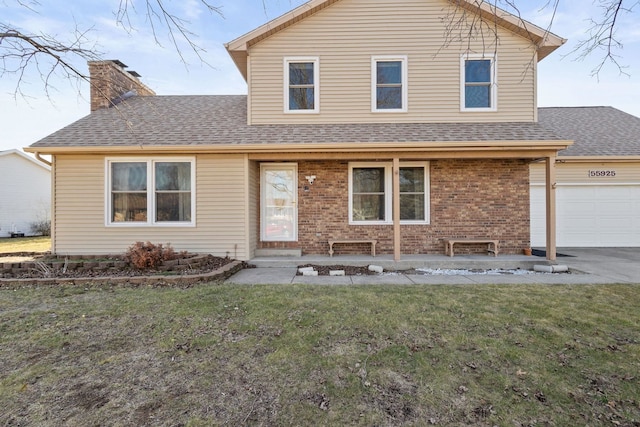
[[531, 185, 640, 247]]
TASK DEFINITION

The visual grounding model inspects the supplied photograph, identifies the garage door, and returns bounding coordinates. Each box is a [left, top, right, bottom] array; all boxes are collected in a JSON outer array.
[[531, 185, 640, 247]]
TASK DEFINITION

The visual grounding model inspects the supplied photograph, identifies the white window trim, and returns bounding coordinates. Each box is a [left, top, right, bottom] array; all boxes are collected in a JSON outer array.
[[399, 161, 431, 225], [460, 53, 497, 112], [348, 161, 430, 225], [371, 55, 408, 113], [105, 157, 196, 227], [284, 57, 320, 114]]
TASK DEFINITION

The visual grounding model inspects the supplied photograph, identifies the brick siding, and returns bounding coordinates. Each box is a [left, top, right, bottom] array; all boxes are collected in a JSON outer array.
[[258, 159, 530, 256], [88, 61, 155, 112]]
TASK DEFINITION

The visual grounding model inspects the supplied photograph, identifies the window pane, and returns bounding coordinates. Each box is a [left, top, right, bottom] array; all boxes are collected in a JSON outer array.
[[465, 60, 491, 83], [155, 162, 191, 191], [289, 62, 314, 85], [112, 162, 146, 191], [352, 194, 385, 221], [353, 168, 384, 193], [399, 167, 424, 192], [289, 88, 315, 110], [400, 194, 425, 221], [112, 193, 147, 222], [156, 193, 191, 222], [376, 87, 402, 109], [376, 61, 401, 84], [465, 86, 491, 108]]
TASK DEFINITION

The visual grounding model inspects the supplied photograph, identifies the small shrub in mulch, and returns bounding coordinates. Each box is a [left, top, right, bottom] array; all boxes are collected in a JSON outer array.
[[124, 241, 186, 270]]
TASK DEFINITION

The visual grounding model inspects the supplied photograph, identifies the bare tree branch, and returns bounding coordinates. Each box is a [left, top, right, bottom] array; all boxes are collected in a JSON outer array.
[[568, 0, 635, 78], [1, 0, 224, 101], [0, 25, 98, 100], [114, 0, 223, 66], [443, 0, 635, 78]]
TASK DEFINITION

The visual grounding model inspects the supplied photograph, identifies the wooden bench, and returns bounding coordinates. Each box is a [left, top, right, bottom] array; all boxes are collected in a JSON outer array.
[[443, 239, 499, 257], [328, 239, 377, 257]]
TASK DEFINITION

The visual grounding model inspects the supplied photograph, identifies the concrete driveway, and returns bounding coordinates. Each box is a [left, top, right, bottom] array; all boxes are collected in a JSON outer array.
[[558, 248, 640, 284]]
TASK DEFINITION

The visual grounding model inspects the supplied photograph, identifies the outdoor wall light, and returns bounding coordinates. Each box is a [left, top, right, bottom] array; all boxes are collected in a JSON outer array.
[[305, 175, 316, 184]]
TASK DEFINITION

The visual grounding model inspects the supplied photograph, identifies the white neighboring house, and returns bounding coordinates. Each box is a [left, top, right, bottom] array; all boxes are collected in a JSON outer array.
[[532, 107, 640, 247], [0, 150, 51, 238]]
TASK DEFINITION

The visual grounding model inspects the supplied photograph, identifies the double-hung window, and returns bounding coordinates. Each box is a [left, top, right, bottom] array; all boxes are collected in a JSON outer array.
[[350, 166, 389, 222], [461, 54, 496, 111], [372, 56, 408, 112], [284, 57, 319, 113], [107, 158, 195, 226], [399, 165, 427, 222], [349, 162, 429, 224]]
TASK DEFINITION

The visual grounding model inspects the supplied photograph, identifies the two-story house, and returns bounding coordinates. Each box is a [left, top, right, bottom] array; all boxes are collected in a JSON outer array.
[[26, 0, 571, 261]]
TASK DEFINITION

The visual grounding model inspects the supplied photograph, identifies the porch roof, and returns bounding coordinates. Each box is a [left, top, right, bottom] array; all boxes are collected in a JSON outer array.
[[29, 95, 567, 154]]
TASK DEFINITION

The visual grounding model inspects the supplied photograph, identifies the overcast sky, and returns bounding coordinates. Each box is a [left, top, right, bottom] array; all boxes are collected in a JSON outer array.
[[1, 0, 639, 152]]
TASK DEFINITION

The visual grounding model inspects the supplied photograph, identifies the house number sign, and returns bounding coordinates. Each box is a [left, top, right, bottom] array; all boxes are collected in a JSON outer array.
[[588, 170, 616, 177]]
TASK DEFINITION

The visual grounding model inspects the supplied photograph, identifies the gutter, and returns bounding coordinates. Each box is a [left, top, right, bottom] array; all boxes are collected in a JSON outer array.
[[24, 140, 573, 156], [34, 152, 52, 166]]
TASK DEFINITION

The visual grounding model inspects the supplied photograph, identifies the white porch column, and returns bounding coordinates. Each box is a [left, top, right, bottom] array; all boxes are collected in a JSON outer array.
[[545, 155, 557, 261], [393, 157, 401, 261]]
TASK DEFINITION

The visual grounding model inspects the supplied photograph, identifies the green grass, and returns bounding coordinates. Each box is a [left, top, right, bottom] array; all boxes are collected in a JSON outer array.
[[0, 236, 50, 253], [1, 283, 638, 426]]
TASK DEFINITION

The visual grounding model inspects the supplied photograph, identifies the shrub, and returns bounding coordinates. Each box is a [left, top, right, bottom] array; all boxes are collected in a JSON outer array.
[[30, 220, 51, 236], [124, 241, 177, 270]]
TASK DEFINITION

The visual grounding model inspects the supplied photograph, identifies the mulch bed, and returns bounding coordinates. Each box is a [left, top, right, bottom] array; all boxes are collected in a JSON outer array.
[[0, 254, 247, 288], [2, 254, 235, 280]]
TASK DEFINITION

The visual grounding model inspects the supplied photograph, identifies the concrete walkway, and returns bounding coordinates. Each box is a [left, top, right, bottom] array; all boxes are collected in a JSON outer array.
[[226, 248, 640, 285]]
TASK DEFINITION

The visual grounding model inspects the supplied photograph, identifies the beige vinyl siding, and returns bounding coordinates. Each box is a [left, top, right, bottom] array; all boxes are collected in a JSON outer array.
[[52, 154, 251, 260], [247, 159, 260, 258], [249, 0, 537, 124], [530, 161, 640, 184]]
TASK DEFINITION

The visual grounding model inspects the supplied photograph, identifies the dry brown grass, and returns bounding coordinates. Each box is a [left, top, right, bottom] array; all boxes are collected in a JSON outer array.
[[1, 283, 639, 426], [0, 236, 50, 254]]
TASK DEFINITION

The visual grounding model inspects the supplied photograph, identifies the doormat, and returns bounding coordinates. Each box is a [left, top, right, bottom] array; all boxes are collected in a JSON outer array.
[[531, 249, 574, 257]]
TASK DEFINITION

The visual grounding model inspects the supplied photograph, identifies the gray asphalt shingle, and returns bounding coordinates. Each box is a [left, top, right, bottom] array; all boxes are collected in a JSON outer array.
[[29, 95, 563, 149], [539, 106, 640, 156], [29, 96, 639, 157]]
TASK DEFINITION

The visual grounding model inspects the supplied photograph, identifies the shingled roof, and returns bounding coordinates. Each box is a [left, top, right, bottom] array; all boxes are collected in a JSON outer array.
[[538, 106, 640, 157], [29, 95, 564, 151]]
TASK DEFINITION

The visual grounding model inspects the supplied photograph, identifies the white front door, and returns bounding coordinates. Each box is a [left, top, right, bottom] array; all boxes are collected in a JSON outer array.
[[261, 164, 297, 242]]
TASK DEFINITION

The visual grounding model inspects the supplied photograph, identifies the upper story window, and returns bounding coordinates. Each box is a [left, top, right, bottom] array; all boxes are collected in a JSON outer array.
[[372, 56, 408, 112], [461, 54, 497, 111], [284, 57, 319, 113], [107, 158, 195, 226]]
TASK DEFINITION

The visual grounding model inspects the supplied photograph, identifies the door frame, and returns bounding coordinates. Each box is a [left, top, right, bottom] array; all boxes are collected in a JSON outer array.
[[260, 163, 298, 242]]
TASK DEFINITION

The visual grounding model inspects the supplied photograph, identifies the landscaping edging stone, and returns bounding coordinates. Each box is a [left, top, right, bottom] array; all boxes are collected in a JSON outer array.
[[1, 254, 233, 278], [0, 260, 245, 289]]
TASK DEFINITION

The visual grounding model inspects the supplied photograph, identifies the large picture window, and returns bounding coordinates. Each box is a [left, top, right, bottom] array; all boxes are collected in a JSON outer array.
[[372, 56, 408, 112], [284, 57, 319, 113], [107, 158, 195, 226], [349, 162, 429, 224], [461, 54, 497, 111]]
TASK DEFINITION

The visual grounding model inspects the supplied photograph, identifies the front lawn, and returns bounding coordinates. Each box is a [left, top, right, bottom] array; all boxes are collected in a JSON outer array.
[[1, 283, 638, 426], [0, 236, 50, 253]]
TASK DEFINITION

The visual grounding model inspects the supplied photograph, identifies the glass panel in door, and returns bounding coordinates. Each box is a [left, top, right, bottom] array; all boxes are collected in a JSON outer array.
[[261, 164, 297, 241]]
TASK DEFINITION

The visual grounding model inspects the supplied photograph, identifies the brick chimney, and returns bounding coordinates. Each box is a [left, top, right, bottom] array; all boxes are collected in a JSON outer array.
[[88, 60, 156, 112]]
